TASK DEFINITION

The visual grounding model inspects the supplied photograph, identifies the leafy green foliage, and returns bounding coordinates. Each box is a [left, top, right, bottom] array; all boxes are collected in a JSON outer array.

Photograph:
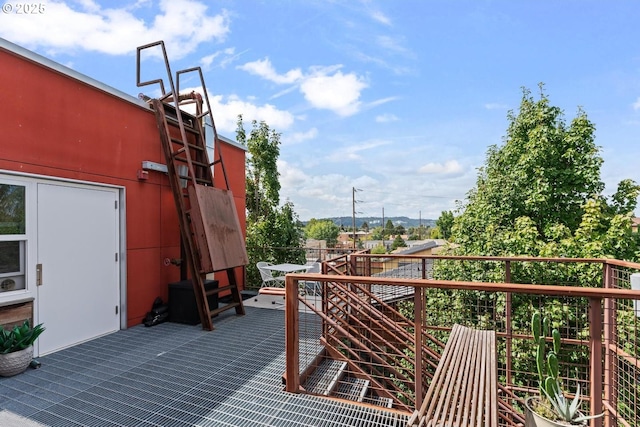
[[449, 86, 640, 260], [370, 244, 387, 254], [425, 86, 640, 413], [237, 116, 305, 288], [304, 219, 340, 247], [435, 211, 454, 240], [0, 321, 45, 354], [390, 235, 407, 251], [407, 225, 429, 240]]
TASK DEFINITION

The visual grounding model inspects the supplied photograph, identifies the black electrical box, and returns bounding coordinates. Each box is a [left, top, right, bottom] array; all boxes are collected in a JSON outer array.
[[168, 279, 219, 325]]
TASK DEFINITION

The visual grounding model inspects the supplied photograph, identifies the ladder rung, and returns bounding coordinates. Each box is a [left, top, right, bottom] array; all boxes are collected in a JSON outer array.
[[173, 157, 210, 169], [205, 284, 235, 295], [170, 137, 204, 151], [165, 114, 198, 133], [210, 302, 241, 317]]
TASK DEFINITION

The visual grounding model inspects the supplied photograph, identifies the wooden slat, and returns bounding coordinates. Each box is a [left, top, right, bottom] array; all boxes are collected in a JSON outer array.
[[0, 300, 33, 329], [408, 324, 497, 427]]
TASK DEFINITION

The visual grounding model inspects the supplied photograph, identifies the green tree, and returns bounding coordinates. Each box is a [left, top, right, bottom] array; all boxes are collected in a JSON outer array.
[[371, 244, 387, 254], [370, 226, 385, 240], [305, 219, 340, 247], [450, 85, 638, 259], [408, 225, 429, 240], [237, 116, 305, 287], [384, 219, 395, 237], [391, 235, 407, 251], [430, 86, 640, 391], [435, 211, 454, 240], [361, 221, 369, 232]]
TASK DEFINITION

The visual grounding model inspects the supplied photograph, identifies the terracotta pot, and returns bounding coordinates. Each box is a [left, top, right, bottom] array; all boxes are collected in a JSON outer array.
[[0, 345, 33, 377], [524, 397, 587, 427]]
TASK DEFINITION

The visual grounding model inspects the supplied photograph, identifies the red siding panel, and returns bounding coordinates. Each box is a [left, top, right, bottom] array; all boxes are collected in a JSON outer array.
[[0, 46, 246, 326]]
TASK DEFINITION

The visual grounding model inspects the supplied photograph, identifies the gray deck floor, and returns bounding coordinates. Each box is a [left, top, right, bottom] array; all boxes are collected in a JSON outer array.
[[0, 302, 408, 427]]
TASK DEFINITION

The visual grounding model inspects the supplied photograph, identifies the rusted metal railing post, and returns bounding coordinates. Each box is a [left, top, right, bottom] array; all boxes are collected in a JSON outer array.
[[504, 260, 512, 387], [589, 297, 603, 427], [349, 254, 357, 275], [602, 263, 614, 427], [365, 254, 371, 277], [414, 286, 424, 410], [285, 276, 300, 393]]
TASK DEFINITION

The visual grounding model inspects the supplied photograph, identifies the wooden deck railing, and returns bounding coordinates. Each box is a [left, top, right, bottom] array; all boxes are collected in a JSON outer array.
[[283, 256, 640, 427]]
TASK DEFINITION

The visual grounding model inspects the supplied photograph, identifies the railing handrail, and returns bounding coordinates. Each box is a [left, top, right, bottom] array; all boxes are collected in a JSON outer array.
[[285, 256, 640, 426], [353, 253, 640, 269], [287, 273, 640, 300]]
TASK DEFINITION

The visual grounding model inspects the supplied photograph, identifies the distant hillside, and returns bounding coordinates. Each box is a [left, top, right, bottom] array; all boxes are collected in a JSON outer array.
[[304, 216, 436, 229]]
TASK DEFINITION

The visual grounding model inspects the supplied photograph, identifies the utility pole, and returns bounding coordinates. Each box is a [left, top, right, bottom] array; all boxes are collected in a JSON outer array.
[[419, 210, 422, 240], [352, 187, 357, 249], [382, 206, 385, 248]]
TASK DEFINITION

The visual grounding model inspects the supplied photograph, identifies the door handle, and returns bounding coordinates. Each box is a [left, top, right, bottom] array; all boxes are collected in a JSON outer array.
[[36, 264, 43, 286]]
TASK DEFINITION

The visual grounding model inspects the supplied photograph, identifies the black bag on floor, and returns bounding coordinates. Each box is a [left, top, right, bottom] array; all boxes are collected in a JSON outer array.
[[143, 297, 169, 327]]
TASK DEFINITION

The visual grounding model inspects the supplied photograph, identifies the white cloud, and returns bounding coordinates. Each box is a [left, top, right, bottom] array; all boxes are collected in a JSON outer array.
[[200, 47, 239, 70], [418, 160, 464, 175], [370, 10, 391, 26], [207, 94, 295, 134], [632, 97, 640, 111], [376, 35, 412, 57], [237, 57, 303, 84], [282, 128, 319, 145], [376, 113, 398, 123], [300, 70, 368, 116], [237, 60, 368, 116], [0, 0, 229, 59], [327, 139, 391, 162]]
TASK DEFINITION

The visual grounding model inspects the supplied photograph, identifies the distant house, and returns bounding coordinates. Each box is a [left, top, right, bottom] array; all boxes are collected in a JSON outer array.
[[632, 217, 640, 233], [0, 38, 246, 356], [304, 238, 327, 261], [336, 231, 369, 248], [364, 240, 447, 275]]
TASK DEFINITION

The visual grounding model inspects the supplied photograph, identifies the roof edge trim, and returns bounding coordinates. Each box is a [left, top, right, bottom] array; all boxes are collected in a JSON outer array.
[[0, 37, 149, 109]]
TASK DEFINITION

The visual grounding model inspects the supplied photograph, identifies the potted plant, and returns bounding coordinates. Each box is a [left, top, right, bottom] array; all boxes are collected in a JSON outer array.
[[524, 311, 603, 426], [0, 320, 45, 377]]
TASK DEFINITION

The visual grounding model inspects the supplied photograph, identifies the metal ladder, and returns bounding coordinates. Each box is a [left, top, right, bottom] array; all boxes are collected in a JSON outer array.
[[136, 41, 246, 330]]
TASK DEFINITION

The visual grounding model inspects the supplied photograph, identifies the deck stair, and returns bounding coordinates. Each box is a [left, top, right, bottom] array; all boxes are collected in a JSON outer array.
[[302, 357, 395, 409], [332, 376, 370, 402], [363, 393, 394, 409], [303, 359, 347, 396]]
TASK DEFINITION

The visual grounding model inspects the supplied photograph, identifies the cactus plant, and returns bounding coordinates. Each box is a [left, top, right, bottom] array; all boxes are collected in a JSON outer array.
[[528, 311, 603, 425]]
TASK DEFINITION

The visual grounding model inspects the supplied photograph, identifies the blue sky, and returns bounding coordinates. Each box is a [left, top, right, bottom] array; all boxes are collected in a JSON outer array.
[[1, 1, 639, 221]]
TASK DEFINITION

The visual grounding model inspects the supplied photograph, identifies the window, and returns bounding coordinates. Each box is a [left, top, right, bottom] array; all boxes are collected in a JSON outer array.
[[0, 183, 26, 293], [0, 184, 25, 234]]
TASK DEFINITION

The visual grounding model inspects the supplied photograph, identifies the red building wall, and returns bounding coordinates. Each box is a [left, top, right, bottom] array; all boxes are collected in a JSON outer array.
[[0, 45, 246, 326]]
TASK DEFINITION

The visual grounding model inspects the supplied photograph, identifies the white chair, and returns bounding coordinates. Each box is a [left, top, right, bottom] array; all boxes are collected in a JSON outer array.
[[257, 261, 286, 288], [302, 262, 322, 295]]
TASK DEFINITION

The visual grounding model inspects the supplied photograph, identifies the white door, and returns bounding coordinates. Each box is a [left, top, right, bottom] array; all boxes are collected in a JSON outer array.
[[37, 183, 120, 355]]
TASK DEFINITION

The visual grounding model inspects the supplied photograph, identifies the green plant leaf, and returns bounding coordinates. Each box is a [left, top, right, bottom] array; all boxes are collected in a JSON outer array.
[[532, 311, 541, 341], [552, 328, 561, 354], [547, 352, 559, 380]]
